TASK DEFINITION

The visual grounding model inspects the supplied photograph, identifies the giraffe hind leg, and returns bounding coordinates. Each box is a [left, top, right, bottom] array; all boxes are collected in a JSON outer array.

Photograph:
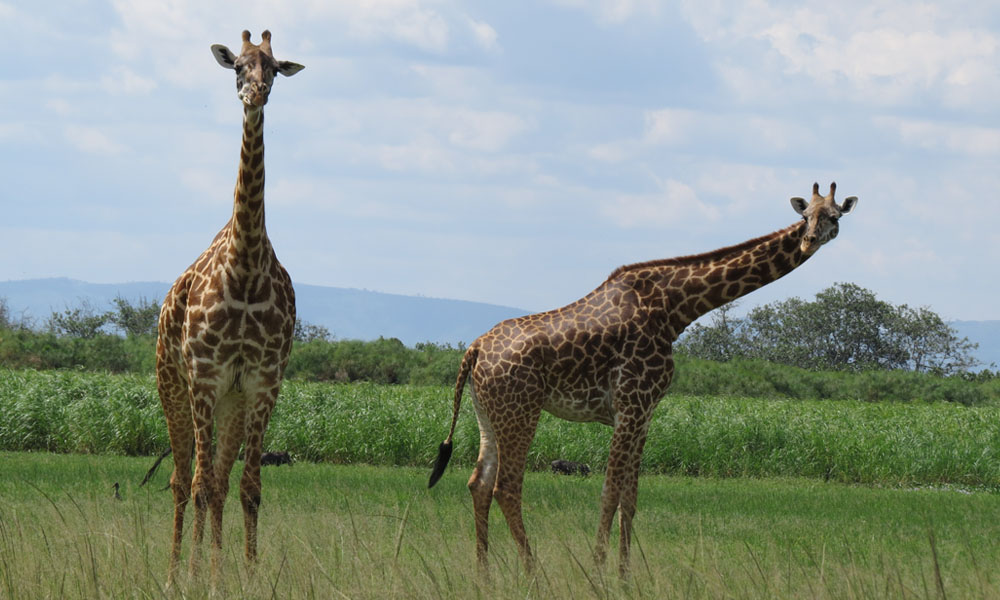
[[468, 387, 498, 569], [488, 390, 543, 573]]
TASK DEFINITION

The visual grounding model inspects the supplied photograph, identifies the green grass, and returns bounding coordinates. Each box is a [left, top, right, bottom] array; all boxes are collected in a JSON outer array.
[[4, 369, 1000, 488], [2, 452, 1000, 599]]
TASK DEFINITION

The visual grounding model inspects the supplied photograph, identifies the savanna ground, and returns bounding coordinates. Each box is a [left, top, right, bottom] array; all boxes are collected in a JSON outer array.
[[4, 369, 1000, 598], [3, 452, 1000, 599]]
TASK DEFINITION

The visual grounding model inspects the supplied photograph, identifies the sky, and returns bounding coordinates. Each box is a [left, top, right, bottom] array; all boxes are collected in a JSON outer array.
[[2, 0, 999, 322]]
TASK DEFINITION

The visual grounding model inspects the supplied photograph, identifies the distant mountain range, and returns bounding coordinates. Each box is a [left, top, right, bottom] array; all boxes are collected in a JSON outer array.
[[1, 278, 998, 369], [0, 278, 528, 347]]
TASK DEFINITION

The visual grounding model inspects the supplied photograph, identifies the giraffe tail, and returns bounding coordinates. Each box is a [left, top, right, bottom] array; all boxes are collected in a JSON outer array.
[[428, 344, 479, 488], [139, 447, 173, 488]]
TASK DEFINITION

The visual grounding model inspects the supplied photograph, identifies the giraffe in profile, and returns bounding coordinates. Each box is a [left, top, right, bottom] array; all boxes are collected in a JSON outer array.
[[429, 183, 858, 576], [155, 30, 303, 586]]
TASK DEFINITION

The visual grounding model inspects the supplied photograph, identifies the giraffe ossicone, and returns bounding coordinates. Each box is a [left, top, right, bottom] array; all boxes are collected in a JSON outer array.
[[155, 29, 302, 588], [428, 183, 858, 576]]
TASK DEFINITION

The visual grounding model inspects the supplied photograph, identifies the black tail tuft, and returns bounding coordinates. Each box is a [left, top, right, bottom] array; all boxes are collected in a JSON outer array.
[[139, 448, 172, 487], [427, 440, 453, 488]]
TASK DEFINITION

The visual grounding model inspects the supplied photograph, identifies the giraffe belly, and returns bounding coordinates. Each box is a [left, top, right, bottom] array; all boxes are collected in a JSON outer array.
[[542, 389, 615, 426]]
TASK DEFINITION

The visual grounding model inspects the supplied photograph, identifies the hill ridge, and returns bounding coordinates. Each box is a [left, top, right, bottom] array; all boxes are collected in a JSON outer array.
[[0, 277, 528, 347]]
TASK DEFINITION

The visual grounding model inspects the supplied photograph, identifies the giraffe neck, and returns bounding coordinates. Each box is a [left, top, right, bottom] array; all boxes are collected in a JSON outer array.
[[608, 221, 810, 339], [227, 105, 268, 269]]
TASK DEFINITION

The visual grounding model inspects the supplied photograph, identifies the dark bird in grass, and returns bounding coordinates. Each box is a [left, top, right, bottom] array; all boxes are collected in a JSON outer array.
[[112, 482, 122, 501]]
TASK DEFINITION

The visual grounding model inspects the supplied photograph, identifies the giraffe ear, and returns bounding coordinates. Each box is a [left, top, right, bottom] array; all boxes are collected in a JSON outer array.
[[211, 44, 238, 69], [839, 196, 858, 215], [277, 61, 305, 77], [790, 197, 808, 215]]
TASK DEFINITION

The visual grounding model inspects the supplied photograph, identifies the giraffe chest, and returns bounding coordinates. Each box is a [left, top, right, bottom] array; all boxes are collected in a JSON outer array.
[[179, 267, 295, 378]]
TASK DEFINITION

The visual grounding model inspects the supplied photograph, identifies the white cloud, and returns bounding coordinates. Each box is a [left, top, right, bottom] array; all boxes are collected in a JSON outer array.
[[100, 66, 157, 95], [875, 117, 1000, 156], [643, 108, 696, 145], [44, 99, 73, 116], [346, 2, 451, 53], [446, 110, 529, 152], [64, 125, 127, 155], [467, 18, 499, 51], [601, 178, 718, 228], [377, 139, 456, 172], [681, 1, 1000, 109], [549, 0, 664, 24], [587, 141, 633, 163]]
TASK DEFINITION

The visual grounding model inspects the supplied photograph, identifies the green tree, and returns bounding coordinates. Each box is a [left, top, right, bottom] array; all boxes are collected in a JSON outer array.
[[108, 295, 160, 337], [677, 283, 978, 374], [0, 297, 10, 330], [676, 302, 744, 362], [46, 301, 110, 339], [293, 319, 333, 343], [895, 305, 978, 374]]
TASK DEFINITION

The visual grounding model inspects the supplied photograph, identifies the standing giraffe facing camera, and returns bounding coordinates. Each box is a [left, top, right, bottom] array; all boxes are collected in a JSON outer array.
[[429, 183, 857, 576], [155, 30, 303, 586]]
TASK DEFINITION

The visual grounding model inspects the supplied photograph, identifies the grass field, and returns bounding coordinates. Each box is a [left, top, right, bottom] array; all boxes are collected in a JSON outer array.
[[5, 369, 1000, 488], [3, 452, 1000, 599]]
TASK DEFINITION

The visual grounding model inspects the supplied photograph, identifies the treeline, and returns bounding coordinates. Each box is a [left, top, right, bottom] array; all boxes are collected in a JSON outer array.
[[0, 295, 466, 385], [1, 286, 997, 398], [677, 283, 981, 375]]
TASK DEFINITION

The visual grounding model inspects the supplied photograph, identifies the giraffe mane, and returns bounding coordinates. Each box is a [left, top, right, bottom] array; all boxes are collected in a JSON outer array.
[[603, 221, 805, 283]]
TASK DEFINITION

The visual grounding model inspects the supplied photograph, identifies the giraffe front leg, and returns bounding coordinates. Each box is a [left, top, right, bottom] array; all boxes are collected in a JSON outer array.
[[594, 473, 618, 568], [241, 439, 263, 564], [596, 404, 654, 577], [616, 459, 643, 579], [208, 391, 248, 582], [240, 388, 278, 566], [188, 403, 218, 581]]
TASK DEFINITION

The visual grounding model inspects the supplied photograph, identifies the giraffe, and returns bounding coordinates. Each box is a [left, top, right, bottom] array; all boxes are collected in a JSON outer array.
[[155, 30, 303, 586], [429, 183, 857, 576]]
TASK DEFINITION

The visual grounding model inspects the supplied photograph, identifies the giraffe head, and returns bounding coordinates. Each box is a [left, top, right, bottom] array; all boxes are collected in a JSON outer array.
[[211, 30, 304, 108], [790, 182, 858, 255]]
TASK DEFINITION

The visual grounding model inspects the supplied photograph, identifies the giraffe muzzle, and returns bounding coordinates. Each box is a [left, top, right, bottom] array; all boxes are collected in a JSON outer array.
[[240, 83, 269, 107]]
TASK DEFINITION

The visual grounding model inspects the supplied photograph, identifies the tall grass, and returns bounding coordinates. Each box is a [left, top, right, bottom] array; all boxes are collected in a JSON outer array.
[[3, 453, 1000, 599], [4, 369, 1000, 488]]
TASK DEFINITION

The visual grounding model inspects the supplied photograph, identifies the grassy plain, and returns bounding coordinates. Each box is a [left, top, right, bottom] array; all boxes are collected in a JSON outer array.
[[4, 369, 1000, 487], [3, 452, 1000, 599]]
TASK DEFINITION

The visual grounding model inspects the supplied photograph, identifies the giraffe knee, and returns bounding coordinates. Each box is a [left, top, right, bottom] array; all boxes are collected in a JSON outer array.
[[491, 481, 522, 507], [241, 489, 261, 515]]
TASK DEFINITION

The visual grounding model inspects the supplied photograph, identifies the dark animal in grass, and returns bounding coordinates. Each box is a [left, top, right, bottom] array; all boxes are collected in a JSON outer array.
[[260, 451, 292, 466], [551, 459, 591, 476], [112, 482, 122, 501]]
